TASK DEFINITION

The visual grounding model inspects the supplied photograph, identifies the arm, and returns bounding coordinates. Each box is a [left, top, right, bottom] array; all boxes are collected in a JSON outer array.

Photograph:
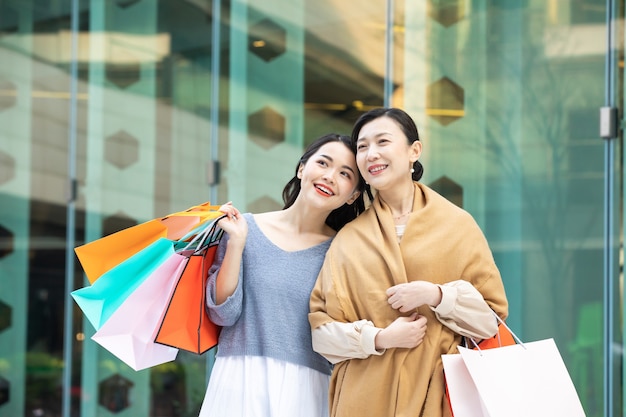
[[205, 204, 248, 327], [212, 203, 248, 304], [432, 280, 497, 339], [311, 320, 383, 364], [386, 280, 499, 340], [312, 314, 429, 364]]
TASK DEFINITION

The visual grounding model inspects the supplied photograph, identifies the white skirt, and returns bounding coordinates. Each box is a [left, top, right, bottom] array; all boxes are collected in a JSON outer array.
[[199, 355, 330, 417]]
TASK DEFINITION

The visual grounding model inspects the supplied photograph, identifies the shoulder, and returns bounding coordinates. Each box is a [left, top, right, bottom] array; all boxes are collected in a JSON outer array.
[[420, 183, 475, 221], [329, 206, 376, 248]]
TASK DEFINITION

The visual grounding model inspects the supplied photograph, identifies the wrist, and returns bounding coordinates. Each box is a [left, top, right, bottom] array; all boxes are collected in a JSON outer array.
[[430, 284, 442, 307], [374, 328, 386, 350]]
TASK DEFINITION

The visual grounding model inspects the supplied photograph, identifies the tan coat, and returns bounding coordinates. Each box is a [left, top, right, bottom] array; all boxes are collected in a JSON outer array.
[[309, 183, 508, 417]]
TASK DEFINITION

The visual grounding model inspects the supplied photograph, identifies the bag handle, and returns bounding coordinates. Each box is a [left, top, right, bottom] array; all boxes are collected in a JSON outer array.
[[468, 313, 526, 354], [178, 214, 226, 254]]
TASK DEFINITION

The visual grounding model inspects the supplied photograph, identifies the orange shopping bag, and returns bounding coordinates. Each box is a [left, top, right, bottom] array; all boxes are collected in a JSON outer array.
[[155, 222, 222, 354], [75, 202, 222, 284]]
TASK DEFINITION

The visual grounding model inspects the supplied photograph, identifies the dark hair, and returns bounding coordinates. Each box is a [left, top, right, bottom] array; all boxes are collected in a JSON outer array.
[[351, 107, 424, 201], [282, 133, 366, 231]]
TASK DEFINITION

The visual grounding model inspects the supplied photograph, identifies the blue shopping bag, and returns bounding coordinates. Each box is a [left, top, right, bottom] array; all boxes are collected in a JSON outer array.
[[71, 238, 176, 330]]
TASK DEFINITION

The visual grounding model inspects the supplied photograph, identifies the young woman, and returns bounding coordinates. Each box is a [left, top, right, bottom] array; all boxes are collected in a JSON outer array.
[[199, 133, 365, 417], [309, 108, 509, 417]]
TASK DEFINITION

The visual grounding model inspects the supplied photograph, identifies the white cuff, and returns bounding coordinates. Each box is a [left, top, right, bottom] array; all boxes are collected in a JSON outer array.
[[432, 284, 457, 316], [360, 323, 385, 356]]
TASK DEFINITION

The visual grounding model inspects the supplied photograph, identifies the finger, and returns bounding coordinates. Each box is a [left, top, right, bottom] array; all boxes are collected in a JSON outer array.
[[386, 286, 398, 296]]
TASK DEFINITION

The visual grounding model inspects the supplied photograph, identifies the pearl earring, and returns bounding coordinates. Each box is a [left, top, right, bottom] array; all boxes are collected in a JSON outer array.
[[410, 168, 415, 173]]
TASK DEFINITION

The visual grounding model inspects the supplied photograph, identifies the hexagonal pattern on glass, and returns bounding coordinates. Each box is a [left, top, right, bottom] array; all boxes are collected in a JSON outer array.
[[429, 175, 463, 208], [249, 18, 286, 62], [115, 0, 141, 8], [248, 195, 282, 214], [426, 76, 464, 126], [0, 3, 19, 37], [99, 374, 134, 413], [0, 224, 13, 259], [102, 212, 138, 237], [0, 300, 11, 333], [105, 130, 140, 169], [0, 80, 17, 111], [248, 107, 286, 149], [0, 376, 8, 406], [428, 0, 466, 27], [106, 62, 141, 89], [0, 151, 15, 185]]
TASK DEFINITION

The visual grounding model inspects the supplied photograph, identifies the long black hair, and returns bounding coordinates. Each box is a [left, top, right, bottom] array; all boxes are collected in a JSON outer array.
[[282, 133, 366, 231], [351, 107, 424, 200]]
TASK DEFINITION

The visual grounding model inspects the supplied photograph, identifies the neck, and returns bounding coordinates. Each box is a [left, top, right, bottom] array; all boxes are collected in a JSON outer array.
[[379, 182, 416, 220], [279, 204, 332, 235]]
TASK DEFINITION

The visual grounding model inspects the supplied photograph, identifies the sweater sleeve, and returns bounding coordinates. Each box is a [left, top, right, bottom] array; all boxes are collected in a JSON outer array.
[[431, 280, 498, 339]]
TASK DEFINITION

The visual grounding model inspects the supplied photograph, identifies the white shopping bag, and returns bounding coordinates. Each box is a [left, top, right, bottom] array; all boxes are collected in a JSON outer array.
[[441, 354, 489, 417], [444, 338, 586, 417]]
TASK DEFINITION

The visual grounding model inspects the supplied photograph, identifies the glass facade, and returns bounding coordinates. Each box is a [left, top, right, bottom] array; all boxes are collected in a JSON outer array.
[[0, 0, 622, 416]]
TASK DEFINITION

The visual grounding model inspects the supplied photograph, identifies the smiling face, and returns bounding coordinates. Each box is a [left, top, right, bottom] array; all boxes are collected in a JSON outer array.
[[355, 116, 421, 192], [297, 141, 360, 210]]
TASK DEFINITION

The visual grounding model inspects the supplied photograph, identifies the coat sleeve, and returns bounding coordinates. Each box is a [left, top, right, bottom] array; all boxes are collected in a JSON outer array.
[[311, 320, 384, 364], [432, 281, 498, 339]]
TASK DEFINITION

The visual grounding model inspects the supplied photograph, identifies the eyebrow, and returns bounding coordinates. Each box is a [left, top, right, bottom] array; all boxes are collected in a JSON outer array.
[[357, 132, 390, 142], [319, 154, 356, 174]]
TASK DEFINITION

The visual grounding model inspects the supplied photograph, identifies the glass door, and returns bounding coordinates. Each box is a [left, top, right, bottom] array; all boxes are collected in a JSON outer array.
[[397, 1, 618, 416]]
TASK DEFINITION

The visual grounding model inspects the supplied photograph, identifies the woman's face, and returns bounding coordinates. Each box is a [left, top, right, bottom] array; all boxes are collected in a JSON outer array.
[[297, 141, 360, 209], [355, 116, 421, 191]]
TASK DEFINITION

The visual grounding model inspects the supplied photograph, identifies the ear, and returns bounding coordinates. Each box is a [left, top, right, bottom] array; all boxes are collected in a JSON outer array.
[[297, 163, 304, 179], [346, 190, 361, 205], [409, 140, 422, 164]]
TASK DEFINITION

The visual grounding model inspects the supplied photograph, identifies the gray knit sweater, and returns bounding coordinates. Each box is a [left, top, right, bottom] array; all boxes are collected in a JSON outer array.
[[205, 213, 333, 375]]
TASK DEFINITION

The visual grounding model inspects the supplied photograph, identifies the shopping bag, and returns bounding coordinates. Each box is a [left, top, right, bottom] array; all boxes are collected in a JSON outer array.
[[442, 319, 586, 417], [155, 221, 222, 354], [443, 321, 516, 417], [71, 238, 176, 330], [75, 202, 222, 284], [91, 252, 189, 371], [155, 244, 220, 354], [457, 339, 585, 417], [467, 321, 516, 350], [75, 220, 167, 284]]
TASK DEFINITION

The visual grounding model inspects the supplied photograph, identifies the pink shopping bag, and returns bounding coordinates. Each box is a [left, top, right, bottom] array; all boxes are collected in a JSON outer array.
[[91, 252, 189, 371]]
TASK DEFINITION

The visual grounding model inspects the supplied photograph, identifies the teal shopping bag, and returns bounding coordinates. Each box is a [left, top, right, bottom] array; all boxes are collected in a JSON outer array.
[[71, 238, 176, 330]]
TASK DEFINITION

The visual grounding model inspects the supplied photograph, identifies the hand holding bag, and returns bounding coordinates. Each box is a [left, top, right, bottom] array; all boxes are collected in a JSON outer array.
[[442, 316, 586, 417]]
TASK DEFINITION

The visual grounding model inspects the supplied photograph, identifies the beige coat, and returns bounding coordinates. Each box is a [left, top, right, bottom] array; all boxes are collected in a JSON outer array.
[[309, 183, 508, 417]]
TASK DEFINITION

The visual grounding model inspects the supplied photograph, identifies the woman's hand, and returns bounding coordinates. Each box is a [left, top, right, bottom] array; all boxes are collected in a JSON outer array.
[[374, 313, 427, 349], [386, 281, 442, 312], [217, 202, 248, 245]]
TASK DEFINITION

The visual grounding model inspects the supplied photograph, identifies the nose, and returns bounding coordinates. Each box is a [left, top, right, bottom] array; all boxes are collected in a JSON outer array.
[[366, 147, 379, 161], [322, 169, 337, 184]]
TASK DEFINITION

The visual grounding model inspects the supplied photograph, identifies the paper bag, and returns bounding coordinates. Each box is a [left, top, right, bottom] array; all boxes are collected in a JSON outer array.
[[445, 338, 586, 417]]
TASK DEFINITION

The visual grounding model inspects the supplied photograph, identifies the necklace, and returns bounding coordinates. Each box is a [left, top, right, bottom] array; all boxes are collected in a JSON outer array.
[[393, 211, 412, 220]]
